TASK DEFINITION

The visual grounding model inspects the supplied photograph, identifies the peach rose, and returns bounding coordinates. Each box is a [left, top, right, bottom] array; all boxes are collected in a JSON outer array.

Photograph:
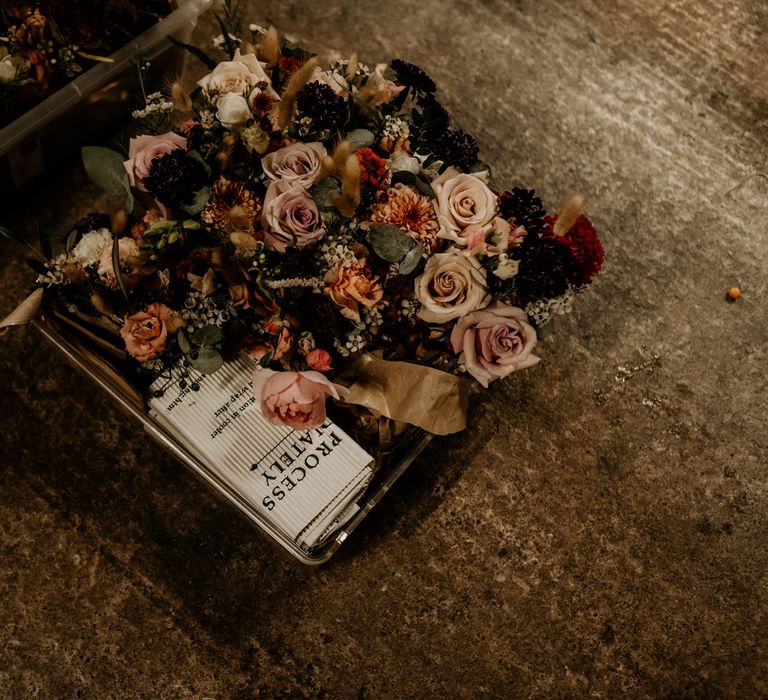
[[432, 167, 498, 245], [124, 132, 187, 190], [254, 370, 342, 430], [449, 303, 539, 387], [97, 237, 142, 289], [120, 303, 172, 362], [261, 142, 327, 188], [414, 250, 490, 323], [325, 255, 383, 322]]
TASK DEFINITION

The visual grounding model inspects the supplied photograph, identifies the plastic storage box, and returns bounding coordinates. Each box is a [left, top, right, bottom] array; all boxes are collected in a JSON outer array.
[[32, 316, 433, 565], [0, 0, 212, 192]]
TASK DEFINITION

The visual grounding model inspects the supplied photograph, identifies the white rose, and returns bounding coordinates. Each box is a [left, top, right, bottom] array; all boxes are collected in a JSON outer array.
[[432, 167, 498, 246], [216, 93, 252, 129], [0, 56, 17, 85], [261, 142, 327, 188], [72, 228, 112, 268], [198, 50, 274, 100], [414, 250, 491, 323]]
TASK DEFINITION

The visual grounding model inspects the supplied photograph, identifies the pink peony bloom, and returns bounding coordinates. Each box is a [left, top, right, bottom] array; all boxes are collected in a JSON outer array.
[[124, 132, 187, 190], [120, 303, 172, 362], [254, 370, 341, 430], [449, 303, 539, 388]]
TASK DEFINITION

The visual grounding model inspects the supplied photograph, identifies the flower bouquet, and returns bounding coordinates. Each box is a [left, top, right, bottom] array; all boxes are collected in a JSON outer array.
[[2, 18, 604, 560]]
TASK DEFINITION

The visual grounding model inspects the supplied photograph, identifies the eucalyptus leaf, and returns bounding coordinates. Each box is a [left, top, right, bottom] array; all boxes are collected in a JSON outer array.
[[188, 346, 224, 374], [192, 324, 224, 347], [177, 330, 191, 354], [398, 244, 424, 275], [390, 170, 416, 187], [368, 224, 415, 263], [346, 128, 375, 151], [81, 146, 134, 211], [413, 177, 436, 199], [111, 235, 129, 301], [535, 319, 555, 340], [180, 186, 211, 215], [311, 177, 340, 211], [187, 150, 211, 177]]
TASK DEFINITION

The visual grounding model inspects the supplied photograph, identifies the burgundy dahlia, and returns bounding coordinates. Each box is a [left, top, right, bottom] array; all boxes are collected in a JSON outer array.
[[545, 213, 604, 287], [72, 212, 111, 235], [516, 235, 574, 302], [390, 59, 436, 93], [296, 81, 347, 132], [433, 128, 479, 172], [499, 188, 547, 235], [144, 150, 209, 209]]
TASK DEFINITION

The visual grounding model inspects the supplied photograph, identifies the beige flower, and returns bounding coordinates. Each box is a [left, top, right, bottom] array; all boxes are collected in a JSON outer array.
[[198, 50, 273, 100], [414, 250, 490, 323], [432, 167, 498, 246], [201, 177, 261, 234], [325, 254, 383, 322], [370, 184, 440, 255]]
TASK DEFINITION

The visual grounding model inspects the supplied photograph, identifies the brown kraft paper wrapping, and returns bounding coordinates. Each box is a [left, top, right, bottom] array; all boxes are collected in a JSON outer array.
[[335, 352, 470, 436]]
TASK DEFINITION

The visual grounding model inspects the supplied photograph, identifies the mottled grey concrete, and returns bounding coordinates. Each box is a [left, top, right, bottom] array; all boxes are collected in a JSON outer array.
[[1, 0, 767, 697]]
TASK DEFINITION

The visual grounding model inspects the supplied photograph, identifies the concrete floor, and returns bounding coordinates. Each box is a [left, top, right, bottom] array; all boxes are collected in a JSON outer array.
[[1, 0, 767, 697]]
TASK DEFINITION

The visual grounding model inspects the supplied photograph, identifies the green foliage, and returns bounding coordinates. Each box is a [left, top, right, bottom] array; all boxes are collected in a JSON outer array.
[[81, 146, 134, 212]]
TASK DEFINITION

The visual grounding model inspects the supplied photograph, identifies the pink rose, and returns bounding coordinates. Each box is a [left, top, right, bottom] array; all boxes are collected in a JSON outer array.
[[120, 303, 172, 362], [449, 303, 539, 387], [261, 142, 327, 188], [124, 132, 187, 190], [262, 180, 325, 252], [254, 370, 341, 430]]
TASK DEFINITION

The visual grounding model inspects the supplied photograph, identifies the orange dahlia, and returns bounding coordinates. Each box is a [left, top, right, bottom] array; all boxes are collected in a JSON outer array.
[[369, 183, 440, 254], [201, 177, 261, 235]]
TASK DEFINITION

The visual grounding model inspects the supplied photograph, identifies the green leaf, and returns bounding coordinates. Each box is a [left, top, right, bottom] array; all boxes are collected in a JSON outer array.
[[469, 160, 490, 175], [535, 319, 555, 340], [368, 224, 415, 263], [398, 244, 424, 275], [187, 150, 211, 177], [167, 36, 216, 69], [111, 236, 129, 301], [192, 325, 224, 347], [65, 228, 79, 254], [346, 128, 375, 151], [0, 225, 45, 261], [412, 177, 435, 199], [188, 346, 224, 374], [81, 146, 134, 211], [177, 330, 191, 354], [311, 177, 340, 211], [390, 170, 417, 187], [180, 187, 211, 215]]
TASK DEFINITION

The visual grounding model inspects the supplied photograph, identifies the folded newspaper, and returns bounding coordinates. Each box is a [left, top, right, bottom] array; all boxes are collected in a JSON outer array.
[[148, 355, 374, 549]]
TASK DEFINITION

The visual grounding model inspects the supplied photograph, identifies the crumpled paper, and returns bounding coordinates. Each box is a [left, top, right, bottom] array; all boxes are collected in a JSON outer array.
[[335, 352, 469, 436], [0, 288, 44, 335]]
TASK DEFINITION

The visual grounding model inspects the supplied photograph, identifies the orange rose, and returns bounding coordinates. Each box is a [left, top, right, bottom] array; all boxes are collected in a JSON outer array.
[[120, 304, 172, 362], [324, 255, 383, 322]]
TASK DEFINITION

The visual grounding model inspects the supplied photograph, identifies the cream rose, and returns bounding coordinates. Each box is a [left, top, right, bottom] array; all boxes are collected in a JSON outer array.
[[198, 50, 272, 99], [261, 142, 327, 188], [449, 304, 539, 387], [216, 93, 252, 129], [262, 180, 325, 252], [123, 132, 187, 190], [120, 303, 172, 362], [253, 370, 342, 430], [415, 250, 490, 323], [325, 255, 383, 323], [72, 228, 112, 268], [432, 167, 498, 245]]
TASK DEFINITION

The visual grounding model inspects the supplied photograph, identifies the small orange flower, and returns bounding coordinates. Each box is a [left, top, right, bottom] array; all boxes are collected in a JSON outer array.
[[357, 147, 388, 188]]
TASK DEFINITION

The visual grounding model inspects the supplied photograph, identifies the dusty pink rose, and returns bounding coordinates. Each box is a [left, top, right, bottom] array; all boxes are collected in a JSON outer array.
[[254, 370, 341, 430], [123, 132, 187, 189], [120, 303, 172, 362], [450, 303, 539, 387], [261, 142, 327, 188], [306, 348, 333, 372], [262, 180, 325, 252]]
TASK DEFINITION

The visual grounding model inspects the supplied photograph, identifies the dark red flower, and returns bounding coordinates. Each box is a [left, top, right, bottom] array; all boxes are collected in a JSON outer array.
[[545, 213, 604, 287], [357, 147, 388, 188]]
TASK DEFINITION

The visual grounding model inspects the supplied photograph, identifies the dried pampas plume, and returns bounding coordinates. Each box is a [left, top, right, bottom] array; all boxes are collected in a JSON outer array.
[[215, 133, 239, 171], [112, 209, 128, 234], [170, 80, 193, 113], [553, 194, 584, 236], [323, 141, 361, 218], [278, 56, 318, 128], [346, 53, 359, 81], [257, 26, 280, 66]]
